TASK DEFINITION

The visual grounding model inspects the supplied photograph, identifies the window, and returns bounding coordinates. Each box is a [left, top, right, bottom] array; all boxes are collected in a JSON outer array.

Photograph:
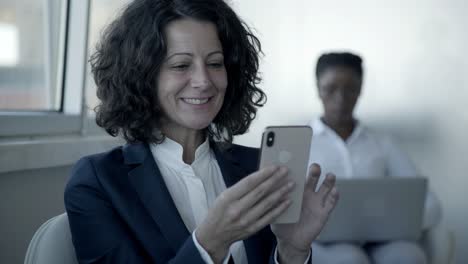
[[0, 0, 66, 111], [0, 0, 122, 172], [0, 0, 88, 137]]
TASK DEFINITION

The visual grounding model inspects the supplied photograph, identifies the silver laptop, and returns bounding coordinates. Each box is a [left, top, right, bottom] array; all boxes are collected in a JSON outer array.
[[317, 177, 427, 242]]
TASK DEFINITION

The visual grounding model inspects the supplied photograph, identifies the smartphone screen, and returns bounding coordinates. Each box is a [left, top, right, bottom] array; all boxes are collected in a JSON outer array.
[[258, 126, 313, 223]]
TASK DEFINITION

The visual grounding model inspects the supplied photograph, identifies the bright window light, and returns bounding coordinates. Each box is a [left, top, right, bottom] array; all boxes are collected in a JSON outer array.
[[0, 22, 19, 67]]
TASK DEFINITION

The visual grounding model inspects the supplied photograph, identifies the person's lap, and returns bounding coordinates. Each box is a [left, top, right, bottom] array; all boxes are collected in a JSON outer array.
[[312, 242, 370, 264], [366, 240, 427, 264], [312, 241, 427, 264]]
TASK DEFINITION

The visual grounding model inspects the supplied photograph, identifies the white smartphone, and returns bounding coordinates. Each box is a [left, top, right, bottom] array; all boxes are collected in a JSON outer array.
[[258, 126, 313, 223]]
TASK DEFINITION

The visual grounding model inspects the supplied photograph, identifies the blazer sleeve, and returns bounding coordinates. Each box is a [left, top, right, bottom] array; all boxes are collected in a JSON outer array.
[[64, 157, 206, 264]]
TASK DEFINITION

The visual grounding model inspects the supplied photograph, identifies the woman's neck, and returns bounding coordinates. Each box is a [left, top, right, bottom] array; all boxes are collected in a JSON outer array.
[[321, 116, 356, 141], [161, 125, 205, 164]]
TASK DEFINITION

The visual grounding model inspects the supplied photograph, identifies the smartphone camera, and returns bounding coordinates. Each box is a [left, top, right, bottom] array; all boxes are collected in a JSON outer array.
[[266, 131, 275, 147]]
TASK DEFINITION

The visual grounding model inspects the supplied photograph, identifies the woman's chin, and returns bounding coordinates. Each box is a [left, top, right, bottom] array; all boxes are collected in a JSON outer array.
[[183, 119, 214, 131]]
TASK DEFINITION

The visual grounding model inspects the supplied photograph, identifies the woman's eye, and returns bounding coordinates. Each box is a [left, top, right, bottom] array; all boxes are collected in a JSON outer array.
[[208, 61, 224, 68], [171, 64, 189, 70]]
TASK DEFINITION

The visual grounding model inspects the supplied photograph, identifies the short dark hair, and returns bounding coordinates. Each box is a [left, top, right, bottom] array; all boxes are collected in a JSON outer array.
[[315, 52, 363, 80], [91, 0, 266, 144]]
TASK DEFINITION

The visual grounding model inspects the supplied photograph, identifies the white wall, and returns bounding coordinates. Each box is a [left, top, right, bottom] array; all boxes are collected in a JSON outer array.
[[0, 137, 119, 263], [0, 166, 70, 264], [231, 0, 468, 263]]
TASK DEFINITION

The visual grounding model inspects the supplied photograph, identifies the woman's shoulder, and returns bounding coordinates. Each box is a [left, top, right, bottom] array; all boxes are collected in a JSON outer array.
[[228, 143, 259, 156], [66, 145, 128, 188], [214, 143, 259, 173], [215, 142, 259, 159], [75, 145, 126, 169]]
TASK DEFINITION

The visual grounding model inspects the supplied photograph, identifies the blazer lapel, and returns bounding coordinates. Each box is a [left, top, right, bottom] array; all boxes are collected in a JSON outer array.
[[124, 143, 190, 254], [211, 142, 246, 188], [212, 143, 271, 263]]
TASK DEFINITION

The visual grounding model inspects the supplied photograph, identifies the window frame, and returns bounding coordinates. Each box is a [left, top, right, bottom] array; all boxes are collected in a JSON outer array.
[[0, 0, 91, 137]]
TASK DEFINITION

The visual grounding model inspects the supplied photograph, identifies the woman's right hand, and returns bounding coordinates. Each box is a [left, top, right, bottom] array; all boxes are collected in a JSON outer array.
[[196, 165, 295, 263]]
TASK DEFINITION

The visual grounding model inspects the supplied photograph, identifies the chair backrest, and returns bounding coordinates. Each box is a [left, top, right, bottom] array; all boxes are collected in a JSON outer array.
[[24, 213, 78, 264]]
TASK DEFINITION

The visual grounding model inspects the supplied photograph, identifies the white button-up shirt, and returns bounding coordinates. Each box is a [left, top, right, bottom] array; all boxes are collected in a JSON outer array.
[[308, 118, 418, 180], [308, 118, 441, 229], [150, 138, 247, 264]]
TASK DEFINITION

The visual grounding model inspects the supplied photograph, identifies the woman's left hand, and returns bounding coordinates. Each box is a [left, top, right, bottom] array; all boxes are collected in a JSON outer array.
[[271, 163, 339, 262]]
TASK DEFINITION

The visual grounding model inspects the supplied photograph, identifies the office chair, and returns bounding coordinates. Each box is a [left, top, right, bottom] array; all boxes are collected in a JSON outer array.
[[24, 213, 78, 264]]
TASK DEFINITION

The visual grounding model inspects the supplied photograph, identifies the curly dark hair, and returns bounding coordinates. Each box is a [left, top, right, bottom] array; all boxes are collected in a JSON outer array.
[[92, 0, 266, 144], [315, 52, 363, 80]]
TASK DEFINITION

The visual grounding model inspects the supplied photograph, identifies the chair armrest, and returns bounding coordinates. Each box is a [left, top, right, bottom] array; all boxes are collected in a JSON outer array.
[[420, 224, 455, 264]]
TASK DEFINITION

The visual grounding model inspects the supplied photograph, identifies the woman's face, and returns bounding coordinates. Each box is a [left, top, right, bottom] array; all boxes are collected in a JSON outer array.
[[157, 19, 227, 133], [318, 66, 362, 124]]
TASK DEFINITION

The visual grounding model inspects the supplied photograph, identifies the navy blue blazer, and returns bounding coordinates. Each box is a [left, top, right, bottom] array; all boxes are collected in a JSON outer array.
[[65, 142, 277, 263]]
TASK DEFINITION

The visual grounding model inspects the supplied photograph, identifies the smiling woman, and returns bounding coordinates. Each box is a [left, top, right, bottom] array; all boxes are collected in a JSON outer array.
[[90, 0, 266, 145], [157, 19, 228, 143], [65, 0, 339, 263]]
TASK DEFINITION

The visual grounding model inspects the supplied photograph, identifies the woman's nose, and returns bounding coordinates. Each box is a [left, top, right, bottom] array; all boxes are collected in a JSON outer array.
[[190, 65, 210, 89], [332, 89, 346, 104]]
